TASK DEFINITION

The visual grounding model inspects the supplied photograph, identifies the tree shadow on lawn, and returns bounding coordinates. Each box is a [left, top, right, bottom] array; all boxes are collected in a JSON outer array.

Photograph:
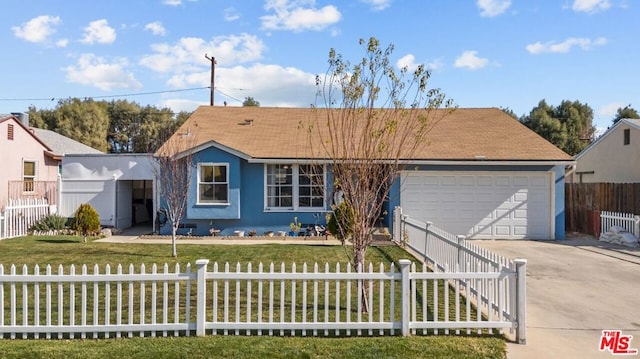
[[36, 239, 81, 244]]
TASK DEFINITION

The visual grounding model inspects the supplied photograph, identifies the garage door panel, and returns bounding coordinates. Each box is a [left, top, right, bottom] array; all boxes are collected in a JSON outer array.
[[495, 225, 511, 236], [401, 172, 552, 240], [477, 176, 493, 186]]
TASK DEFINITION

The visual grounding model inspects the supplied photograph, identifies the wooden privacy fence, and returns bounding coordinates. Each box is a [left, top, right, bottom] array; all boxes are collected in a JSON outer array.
[[566, 183, 640, 235], [0, 258, 525, 342], [393, 206, 526, 344], [0, 198, 50, 240]]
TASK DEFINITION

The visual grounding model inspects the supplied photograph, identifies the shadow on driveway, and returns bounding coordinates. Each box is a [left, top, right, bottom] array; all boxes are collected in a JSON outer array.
[[475, 234, 640, 359]]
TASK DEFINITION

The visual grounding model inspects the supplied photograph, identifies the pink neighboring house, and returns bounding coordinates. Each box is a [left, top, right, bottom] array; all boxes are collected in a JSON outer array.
[[0, 114, 61, 209]]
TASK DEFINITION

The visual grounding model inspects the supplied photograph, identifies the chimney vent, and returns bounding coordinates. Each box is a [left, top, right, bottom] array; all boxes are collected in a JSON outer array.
[[11, 112, 29, 128]]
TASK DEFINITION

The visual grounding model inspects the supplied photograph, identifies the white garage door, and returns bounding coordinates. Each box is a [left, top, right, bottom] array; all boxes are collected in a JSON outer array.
[[400, 172, 552, 239]]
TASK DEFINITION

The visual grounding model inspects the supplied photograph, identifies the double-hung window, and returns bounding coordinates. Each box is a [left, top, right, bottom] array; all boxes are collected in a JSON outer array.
[[198, 163, 229, 204], [266, 164, 325, 210], [23, 160, 36, 192]]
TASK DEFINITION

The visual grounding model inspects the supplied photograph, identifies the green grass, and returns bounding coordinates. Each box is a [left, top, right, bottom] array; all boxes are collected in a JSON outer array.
[[0, 336, 505, 359], [0, 235, 409, 268], [0, 235, 506, 358]]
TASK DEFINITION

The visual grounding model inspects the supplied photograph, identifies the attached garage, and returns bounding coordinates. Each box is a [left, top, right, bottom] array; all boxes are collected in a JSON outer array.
[[400, 171, 553, 240]]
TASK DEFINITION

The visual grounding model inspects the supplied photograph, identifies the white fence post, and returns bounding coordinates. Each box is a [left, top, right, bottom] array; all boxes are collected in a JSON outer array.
[[195, 259, 209, 336], [515, 259, 527, 344], [393, 206, 402, 244], [634, 216, 640, 238], [424, 222, 432, 262], [456, 235, 466, 272], [399, 259, 411, 336]]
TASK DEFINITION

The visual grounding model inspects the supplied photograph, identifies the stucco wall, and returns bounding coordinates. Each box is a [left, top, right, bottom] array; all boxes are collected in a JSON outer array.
[[575, 124, 640, 183], [0, 118, 59, 207]]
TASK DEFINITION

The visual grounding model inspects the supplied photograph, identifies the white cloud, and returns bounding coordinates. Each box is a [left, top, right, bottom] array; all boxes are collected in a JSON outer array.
[[163, 0, 182, 6], [396, 54, 418, 71], [56, 39, 69, 47], [145, 21, 166, 36], [526, 37, 607, 54], [12, 15, 61, 43], [165, 63, 317, 107], [426, 58, 445, 71], [224, 7, 240, 21], [572, 0, 611, 13], [139, 33, 266, 74], [64, 53, 142, 91], [477, 0, 511, 17], [453, 50, 489, 70], [81, 19, 116, 44], [161, 98, 207, 113], [261, 0, 341, 32], [361, 0, 392, 11], [598, 102, 625, 117]]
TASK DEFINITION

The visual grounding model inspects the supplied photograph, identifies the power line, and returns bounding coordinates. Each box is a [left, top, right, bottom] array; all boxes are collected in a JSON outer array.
[[0, 86, 211, 102], [214, 88, 244, 103]]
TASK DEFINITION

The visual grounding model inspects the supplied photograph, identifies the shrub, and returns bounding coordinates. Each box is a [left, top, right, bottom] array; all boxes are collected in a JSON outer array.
[[71, 204, 101, 242], [29, 214, 69, 232], [327, 202, 354, 241]]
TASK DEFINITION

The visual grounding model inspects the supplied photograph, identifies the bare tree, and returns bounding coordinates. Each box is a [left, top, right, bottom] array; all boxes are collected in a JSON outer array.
[[307, 37, 454, 312], [154, 129, 197, 258]]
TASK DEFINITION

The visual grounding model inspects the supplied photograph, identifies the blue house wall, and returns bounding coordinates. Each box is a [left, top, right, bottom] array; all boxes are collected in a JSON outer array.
[[165, 145, 333, 236], [161, 146, 567, 240]]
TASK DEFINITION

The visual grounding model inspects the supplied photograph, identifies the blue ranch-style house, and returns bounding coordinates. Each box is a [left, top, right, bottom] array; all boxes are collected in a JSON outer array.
[[156, 106, 574, 240]]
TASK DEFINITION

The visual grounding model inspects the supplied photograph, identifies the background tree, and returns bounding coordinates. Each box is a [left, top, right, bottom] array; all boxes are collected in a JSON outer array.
[[613, 105, 640, 124], [307, 37, 453, 312], [500, 107, 518, 119], [29, 98, 190, 153], [242, 97, 260, 107], [154, 130, 197, 258], [28, 98, 110, 152], [520, 99, 594, 155], [107, 99, 141, 153]]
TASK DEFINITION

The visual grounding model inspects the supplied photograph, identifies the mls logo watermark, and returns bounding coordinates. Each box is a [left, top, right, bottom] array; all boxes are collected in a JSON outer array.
[[599, 330, 638, 355]]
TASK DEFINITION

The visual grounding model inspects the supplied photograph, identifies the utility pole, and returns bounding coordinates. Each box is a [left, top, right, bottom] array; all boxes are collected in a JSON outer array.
[[205, 54, 216, 106]]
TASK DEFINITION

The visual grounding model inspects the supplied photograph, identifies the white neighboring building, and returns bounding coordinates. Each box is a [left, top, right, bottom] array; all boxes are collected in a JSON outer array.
[[570, 118, 640, 183], [60, 154, 158, 231]]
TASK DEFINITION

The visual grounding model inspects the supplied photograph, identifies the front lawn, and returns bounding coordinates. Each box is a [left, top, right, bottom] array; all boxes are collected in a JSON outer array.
[[0, 235, 506, 358]]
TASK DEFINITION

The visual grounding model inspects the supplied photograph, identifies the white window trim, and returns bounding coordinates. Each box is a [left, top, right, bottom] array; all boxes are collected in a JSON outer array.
[[264, 164, 326, 212], [196, 162, 230, 206], [22, 159, 37, 193]]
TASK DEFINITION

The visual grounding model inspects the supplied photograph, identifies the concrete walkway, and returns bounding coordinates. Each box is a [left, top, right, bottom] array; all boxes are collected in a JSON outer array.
[[96, 228, 343, 246], [476, 235, 640, 359]]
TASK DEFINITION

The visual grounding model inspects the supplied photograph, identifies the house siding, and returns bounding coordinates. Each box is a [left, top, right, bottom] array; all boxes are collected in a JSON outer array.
[[573, 123, 640, 183], [180, 147, 333, 236], [186, 147, 241, 220], [553, 165, 566, 240], [0, 118, 59, 207]]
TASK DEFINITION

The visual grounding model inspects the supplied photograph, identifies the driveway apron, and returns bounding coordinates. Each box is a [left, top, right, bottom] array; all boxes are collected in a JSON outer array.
[[476, 237, 640, 359]]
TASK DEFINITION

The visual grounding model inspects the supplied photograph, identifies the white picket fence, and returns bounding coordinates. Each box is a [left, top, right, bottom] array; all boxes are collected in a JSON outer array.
[[393, 206, 526, 344], [0, 258, 525, 341], [0, 198, 50, 240], [600, 211, 640, 237]]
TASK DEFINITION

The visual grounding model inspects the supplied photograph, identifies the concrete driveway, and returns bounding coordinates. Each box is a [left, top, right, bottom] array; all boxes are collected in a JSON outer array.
[[476, 235, 640, 359]]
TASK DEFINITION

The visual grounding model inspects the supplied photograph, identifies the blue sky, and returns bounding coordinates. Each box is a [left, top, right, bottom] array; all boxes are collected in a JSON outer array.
[[0, 0, 636, 132]]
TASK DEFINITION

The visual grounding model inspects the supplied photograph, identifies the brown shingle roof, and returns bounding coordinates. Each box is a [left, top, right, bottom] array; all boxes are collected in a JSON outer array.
[[158, 106, 572, 162]]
